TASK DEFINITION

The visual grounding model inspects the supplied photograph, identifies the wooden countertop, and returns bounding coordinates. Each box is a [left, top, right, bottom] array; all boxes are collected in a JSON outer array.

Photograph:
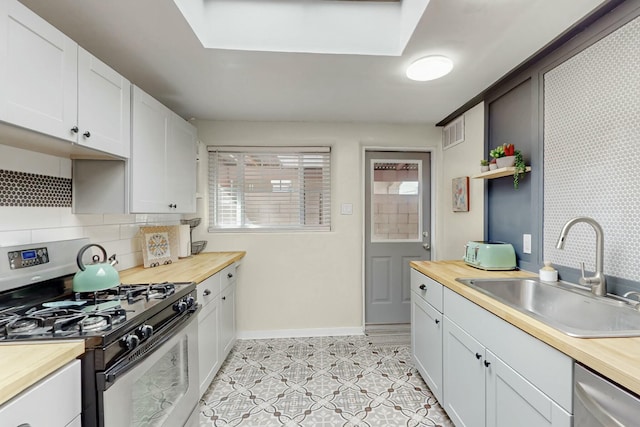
[[119, 251, 246, 284], [411, 260, 640, 396], [0, 341, 85, 406]]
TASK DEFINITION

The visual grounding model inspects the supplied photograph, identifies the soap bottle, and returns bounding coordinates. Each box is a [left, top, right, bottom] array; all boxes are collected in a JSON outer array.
[[539, 261, 558, 282]]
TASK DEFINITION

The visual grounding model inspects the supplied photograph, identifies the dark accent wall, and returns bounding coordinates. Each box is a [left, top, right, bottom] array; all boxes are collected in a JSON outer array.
[[485, 79, 535, 271], [481, 0, 640, 291]]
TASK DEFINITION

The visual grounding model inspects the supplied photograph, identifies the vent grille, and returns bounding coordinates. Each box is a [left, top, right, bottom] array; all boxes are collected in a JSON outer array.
[[442, 116, 464, 150]]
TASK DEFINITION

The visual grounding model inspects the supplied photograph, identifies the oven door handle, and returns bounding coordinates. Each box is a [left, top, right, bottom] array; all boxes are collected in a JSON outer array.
[[97, 305, 199, 391]]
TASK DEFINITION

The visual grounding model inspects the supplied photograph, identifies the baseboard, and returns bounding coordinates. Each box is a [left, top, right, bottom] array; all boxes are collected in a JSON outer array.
[[237, 326, 364, 340]]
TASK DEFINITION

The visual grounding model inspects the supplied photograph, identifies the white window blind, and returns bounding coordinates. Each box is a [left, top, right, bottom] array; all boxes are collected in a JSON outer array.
[[208, 147, 331, 231]]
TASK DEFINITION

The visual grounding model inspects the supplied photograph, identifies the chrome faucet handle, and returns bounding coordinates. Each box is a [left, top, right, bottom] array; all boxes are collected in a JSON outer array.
[[623, 291, 640, 301], [580, 262, 586, 279]]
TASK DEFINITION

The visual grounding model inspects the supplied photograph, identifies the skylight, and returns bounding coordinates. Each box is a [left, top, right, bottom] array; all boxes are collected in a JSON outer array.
[[173, 0, 430, 55]]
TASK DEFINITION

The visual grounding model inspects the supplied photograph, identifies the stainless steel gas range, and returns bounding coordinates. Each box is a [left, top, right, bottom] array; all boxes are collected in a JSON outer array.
[[0, 238, 200, 427]]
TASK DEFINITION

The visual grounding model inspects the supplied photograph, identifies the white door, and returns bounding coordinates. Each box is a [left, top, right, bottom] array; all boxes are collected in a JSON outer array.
[[485, 350, 571, 427], [130, 86, 170, 213], [365, 151, 431, 325], [166, 113, 197, 213], [443, 317, 486, 427], [0, 0, 77, 142], [77, 47, 131, 158], [411, 293, 443, 402]]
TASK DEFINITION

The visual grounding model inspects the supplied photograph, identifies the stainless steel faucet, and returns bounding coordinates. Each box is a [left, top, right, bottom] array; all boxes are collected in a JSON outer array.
[[556, 216, 606, 296]]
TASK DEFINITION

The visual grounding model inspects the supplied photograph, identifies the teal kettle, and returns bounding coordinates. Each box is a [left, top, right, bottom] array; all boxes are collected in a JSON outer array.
[[73, 244, 120, 292]]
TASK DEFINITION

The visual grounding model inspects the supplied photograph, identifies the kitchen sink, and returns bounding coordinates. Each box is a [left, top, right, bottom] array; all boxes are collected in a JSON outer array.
[[455, 277, 640, 338]]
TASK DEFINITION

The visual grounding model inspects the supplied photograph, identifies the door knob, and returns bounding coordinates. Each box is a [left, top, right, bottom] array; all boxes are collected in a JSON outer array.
[[423, 243, 431, 250]]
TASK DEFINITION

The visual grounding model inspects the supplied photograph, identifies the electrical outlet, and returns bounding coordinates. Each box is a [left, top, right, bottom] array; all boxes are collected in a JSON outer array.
[[523, 234, 532, 254]]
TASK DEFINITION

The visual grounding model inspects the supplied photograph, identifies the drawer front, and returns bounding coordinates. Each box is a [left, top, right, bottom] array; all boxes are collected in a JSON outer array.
[[0, 360, 81, 426], [410, 268, 443, 312], [197, 273, 221, 307], [220, 263, 237, 290]]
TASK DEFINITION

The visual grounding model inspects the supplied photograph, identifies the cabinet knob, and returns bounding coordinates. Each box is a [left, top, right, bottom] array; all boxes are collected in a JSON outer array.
[[83, 131, 91, 138], [222, 296, 226, 301], [419, 284, 426, 290], [475, 353, 482, 360], [203, 289, 211, 296], [168, 203, 177, 208], [227, 273, 234, 279], [484, 360, 491, 368], [435, 319, 440, 324], [70, 126, 79, 133]]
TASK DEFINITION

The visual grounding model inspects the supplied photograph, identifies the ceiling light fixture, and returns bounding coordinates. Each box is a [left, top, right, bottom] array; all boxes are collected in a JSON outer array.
[[406, 55, 453, 81]]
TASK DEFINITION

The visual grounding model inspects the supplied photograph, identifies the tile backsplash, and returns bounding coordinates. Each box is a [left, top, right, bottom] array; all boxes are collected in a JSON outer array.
[[0, 145, 181, 271], [543, 15, 640, 285]]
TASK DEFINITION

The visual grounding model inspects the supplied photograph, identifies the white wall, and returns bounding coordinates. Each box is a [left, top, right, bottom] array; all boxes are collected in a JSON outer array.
[[435, 102, 485, 260], [194, 121, 440, 336], [0, 145, 181, 270]]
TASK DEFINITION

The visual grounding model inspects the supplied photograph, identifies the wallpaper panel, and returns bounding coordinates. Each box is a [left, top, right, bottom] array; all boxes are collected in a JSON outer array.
[[543, 15, 640, 282]]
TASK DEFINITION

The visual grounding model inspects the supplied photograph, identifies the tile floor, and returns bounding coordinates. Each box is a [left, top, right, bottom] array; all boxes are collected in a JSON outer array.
[[199, 335, 453, 426]]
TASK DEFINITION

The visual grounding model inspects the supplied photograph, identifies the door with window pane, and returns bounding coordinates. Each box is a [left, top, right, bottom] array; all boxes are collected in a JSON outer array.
[[365, 151, 431, 325]]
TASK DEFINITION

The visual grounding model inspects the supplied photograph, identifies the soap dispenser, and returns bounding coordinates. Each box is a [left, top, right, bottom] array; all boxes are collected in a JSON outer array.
[[539, 261, 558, 282]]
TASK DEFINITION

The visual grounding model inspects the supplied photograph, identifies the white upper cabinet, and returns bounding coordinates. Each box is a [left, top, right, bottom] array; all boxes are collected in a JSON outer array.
[[167, 112, 197, 213], [77, 47, 131, 158], [131, 85, 196, 213], [0, 0, 78, 142], [0, 0, 131, 158]]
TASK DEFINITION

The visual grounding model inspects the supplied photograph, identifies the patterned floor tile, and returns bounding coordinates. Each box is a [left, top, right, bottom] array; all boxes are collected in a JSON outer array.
[[199, 336, 453, 426]]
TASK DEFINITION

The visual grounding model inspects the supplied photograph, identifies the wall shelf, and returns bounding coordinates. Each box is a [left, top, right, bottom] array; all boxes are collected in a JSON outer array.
[[472, 166, 531, 179]]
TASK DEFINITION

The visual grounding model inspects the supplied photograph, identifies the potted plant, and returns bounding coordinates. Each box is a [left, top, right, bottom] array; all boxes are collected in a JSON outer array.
[[513, 150, 526, 189], [490, 143, 516, 168], [480, 159, 490, 172]]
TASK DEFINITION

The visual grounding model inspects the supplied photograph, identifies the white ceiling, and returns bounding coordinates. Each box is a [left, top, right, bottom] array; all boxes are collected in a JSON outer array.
[[20, 0, 608, 124]]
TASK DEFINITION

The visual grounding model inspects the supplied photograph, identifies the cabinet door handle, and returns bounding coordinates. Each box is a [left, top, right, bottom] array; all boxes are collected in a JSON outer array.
[[484, 360, 491, 367], [475, 353, 482, 360], [435, 319, 440, 324], [70, 126, 79, 133], [203, 289, 211, 296], [83, 131, 91, 138], [17, 424, 32, 427], [419, 284, 426, 290]]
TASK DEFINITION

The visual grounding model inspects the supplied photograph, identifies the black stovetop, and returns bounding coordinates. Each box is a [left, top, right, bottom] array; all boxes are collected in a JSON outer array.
[[0, 274, 195, 347]]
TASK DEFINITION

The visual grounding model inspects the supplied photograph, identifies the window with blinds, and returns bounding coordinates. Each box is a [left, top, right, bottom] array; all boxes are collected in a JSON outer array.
[[208, 147, 331, 231]]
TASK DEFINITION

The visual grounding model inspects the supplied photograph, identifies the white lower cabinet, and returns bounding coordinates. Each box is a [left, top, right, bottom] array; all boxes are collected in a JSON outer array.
[[442, 287, 572, 427], [0, 359, 81, 427], [411, 270, 443, 403], [197, 273, 222, 396], [443, 318, 485, 426], [197, 262, 238, 397], [220, 274, 237, 360]]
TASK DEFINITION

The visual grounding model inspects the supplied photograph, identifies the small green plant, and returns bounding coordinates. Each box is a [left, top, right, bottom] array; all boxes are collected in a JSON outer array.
[[480, 159, 489, 166], [489, 145, 505, 159], [513, 150, 526, 189]]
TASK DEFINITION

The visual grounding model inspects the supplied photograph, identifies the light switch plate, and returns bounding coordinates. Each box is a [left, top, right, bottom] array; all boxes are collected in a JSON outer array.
[[341, 203, 353, 215], [523, 234, 532, 254]]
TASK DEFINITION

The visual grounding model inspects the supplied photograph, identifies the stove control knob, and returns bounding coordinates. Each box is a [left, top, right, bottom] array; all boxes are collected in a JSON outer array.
[[137, 324, 154, 340], [174, 300, 188, 313], [185, 296, 195, 308], [122, 334, 140, 351]]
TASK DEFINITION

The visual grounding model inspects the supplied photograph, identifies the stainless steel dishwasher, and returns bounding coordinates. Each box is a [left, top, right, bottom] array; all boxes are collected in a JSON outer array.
[[574, 363, 640, 426]]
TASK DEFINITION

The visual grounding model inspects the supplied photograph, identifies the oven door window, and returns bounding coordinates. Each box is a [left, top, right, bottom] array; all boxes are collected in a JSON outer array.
[[102, 316, 199, 427], [132, 339, 189, 426]]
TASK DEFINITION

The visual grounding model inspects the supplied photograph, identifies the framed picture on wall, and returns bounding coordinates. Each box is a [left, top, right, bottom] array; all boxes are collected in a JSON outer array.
[[452, 176, 469, 212]]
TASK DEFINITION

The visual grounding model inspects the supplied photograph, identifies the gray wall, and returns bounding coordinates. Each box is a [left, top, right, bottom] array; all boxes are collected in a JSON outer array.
[[483, 0, 640, 294]]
